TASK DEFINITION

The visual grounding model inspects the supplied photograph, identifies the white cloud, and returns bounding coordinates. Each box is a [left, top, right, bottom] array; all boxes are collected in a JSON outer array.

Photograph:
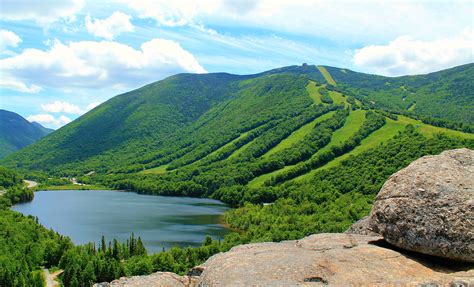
[[85, 12, 134, 40], [85, 102, 100, 111], [0, 30, 22, 52], [0, 0, 84, 25], [41, 101, 83, 114], [0, 38, 206, 92], [119, 0, 218, 27], [353, 29, 474, 76], [27, 113, 71, 128], [0, 77, 41, 93], [119, 0, 472, 43], [39, 100, 102, 115]]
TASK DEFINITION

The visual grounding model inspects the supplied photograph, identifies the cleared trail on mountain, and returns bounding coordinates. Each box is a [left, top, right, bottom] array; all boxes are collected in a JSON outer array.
[[248, 109, 364, 188]]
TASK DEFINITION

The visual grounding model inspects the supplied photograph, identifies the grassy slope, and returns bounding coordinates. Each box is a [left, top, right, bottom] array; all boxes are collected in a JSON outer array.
[[290, 109, 367, 182], [294, 115, 474, 183], [262, 112, 335, 159], [306, 82, 322, 104], [317, 66, 337, 86], [397, 115, 474, 139], [249, 109, 366, 187], [139, 164, 169, 175]]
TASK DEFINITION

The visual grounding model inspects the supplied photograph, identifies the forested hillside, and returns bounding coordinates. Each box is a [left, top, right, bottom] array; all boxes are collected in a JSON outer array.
[[4, 64, 473, 235], [324, 64, 474, 128], [4, 64, 473, 172], [0, 110, 53, 159], [2, 64, 473, 286]]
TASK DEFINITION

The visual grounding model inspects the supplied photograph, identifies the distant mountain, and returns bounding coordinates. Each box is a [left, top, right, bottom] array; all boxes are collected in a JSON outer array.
[[0, 110, 53, 158], [2, 64, 472, 174]]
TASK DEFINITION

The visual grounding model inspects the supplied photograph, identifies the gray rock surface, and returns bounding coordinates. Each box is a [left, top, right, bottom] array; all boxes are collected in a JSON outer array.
[[93, 272, 197, 287], [345, 216, 379, 236], [370, 148, 474, 262], [197, 233, 473, 286]]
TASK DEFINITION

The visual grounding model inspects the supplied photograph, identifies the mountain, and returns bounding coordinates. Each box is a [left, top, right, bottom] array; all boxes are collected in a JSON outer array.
[[1, 64, 473, 271], [0, 110, 53, 159], [323, 63, 474, 127]]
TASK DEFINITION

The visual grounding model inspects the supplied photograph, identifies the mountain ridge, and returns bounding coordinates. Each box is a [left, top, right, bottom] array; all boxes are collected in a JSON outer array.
[[0, 110, 53, 159]]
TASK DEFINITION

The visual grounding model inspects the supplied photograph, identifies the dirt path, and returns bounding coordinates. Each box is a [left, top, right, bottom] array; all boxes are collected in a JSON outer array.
[[43, 268, 61, 287], [24, 180, 38, 188]]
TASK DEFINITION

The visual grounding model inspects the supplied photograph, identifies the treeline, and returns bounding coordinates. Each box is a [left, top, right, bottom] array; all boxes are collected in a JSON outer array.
[[58, 233, 242, 287], [0, 167, 71, 287]]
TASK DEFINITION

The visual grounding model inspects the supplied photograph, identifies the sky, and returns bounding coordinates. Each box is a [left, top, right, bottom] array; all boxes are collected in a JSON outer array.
[[0, 0, 473, 129]]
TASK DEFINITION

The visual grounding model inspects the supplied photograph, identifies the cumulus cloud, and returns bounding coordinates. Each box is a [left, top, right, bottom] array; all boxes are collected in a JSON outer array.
[[85, 12, 134, 40], [39, 100, 102, 115], [0, 29, 22, 52], [41, 101, 83, 114], [27, 114, 71, 128], [353, 29, 474, 76], [0, 38, 206, 92], [0, 0, 84, 25]]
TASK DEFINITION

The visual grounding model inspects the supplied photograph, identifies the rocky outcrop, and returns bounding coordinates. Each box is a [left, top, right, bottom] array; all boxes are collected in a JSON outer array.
[[196, 233, 473, 286], [96, 234, 474, 286], [94, 272, 198, 287], [370, 148, 474, 262]]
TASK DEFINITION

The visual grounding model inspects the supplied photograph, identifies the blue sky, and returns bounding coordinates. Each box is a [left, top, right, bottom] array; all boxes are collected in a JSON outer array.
[[0, 0, 472, 128]]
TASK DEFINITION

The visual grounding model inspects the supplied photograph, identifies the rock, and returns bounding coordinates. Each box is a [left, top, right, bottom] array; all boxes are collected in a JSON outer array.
[[345, 216, 379, 236], [369, 148, 474, 262], [197, 233, 474, 286], [93, 272, 196, 287]]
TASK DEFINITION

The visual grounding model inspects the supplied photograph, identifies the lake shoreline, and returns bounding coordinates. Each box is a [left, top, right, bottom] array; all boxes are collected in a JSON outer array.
[[13, 189, 231, 253]]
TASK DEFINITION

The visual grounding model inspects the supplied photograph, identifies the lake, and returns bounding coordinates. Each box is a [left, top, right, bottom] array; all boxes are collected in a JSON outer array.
[[12, 190, 230, 253]]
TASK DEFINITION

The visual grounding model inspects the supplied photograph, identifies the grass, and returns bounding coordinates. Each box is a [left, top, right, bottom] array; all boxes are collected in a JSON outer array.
[[407, 103, 416, 111], [248, 164, 294, 188], [290, 109, 367, 182], [249, 110, 366, 187], [313, 118, 405, 173], [292, 114, 474, 183], [317, 66, 337, 86], [140, 164, 169, 175], [397, 115, 474, 139], [306, 81, 322, 104], [262, 111, 336, 159], [198, 126, 262, 163], [329, 90, 348, 106]]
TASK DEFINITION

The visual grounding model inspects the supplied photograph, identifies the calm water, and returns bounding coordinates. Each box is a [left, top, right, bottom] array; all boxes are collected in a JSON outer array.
[[13, 190, 230, 253]]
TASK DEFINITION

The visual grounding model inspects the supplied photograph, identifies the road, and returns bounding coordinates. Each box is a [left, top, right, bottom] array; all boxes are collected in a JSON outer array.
[[24, 180, 38, 188], [43, 268, 61, 287]]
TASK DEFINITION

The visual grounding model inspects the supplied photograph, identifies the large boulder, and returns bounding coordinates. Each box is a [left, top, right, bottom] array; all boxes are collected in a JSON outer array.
[[197, 233, 473, 286], [345, 216, 379, 236], [370, 148, 474, 262]]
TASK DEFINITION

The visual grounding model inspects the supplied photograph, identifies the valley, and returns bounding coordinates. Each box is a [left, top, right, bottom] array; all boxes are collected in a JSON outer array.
[[1, 64, 473, 286]]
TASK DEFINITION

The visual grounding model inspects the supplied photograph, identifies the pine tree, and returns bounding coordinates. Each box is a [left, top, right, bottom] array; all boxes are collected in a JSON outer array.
[[136, 236, 147, 256], [100, 235, 107, 254]]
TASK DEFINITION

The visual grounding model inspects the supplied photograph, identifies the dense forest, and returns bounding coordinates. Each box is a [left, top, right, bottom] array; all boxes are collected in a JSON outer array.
[[1, 64, 473, 286]]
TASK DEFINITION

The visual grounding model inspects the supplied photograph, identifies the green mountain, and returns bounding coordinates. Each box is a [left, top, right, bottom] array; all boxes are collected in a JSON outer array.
[[323, 63, 474, 127], [0, 110, 53, 159], [4, 64, 472, 174], [2, 63, 474, 248]]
